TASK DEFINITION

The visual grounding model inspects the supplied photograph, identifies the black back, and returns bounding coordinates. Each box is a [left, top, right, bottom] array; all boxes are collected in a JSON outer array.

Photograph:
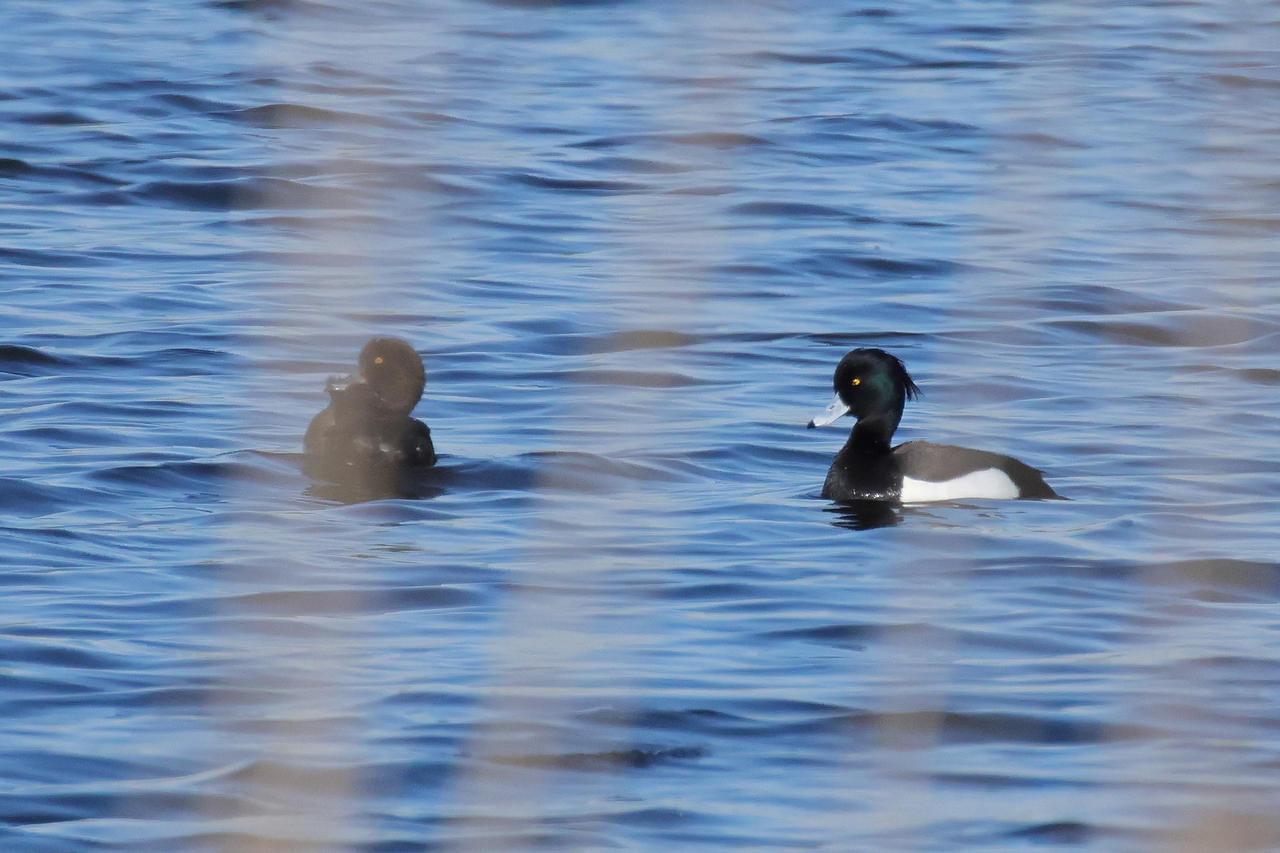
[[893, 440, 1060, 499]]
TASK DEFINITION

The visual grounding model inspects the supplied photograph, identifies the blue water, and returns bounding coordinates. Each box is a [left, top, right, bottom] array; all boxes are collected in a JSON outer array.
[[4, 1, 1280, 850]]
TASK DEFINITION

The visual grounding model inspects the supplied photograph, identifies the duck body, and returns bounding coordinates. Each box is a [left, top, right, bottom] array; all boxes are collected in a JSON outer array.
[[304, 337, 436, 479], [304, 388, 436, 473], [810, 349, 1059, 503], [823, 439, 1057, 503]]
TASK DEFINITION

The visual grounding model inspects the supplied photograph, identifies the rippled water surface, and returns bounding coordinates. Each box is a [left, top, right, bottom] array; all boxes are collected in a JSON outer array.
[[4, 1, 1280, 850]]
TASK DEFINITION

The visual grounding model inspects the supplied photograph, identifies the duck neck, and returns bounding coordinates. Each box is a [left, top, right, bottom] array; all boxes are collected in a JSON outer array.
[[846, 411, 900, 453]]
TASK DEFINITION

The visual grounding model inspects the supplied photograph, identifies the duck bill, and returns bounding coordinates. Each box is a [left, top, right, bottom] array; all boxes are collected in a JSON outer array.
[[325, 373, 359, 397], [807, 395, 851, 429]]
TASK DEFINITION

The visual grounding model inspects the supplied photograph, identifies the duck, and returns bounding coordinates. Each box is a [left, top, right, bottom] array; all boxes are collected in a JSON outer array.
[[808, 348, 1059, 503], [304, 336, 436, 478]]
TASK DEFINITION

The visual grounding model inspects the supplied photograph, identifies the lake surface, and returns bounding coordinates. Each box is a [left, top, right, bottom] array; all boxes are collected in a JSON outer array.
[[3, 1, 1279, 850]]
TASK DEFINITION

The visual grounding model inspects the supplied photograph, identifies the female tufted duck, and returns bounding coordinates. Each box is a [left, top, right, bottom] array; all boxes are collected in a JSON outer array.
[[304, 337, 436, 478]]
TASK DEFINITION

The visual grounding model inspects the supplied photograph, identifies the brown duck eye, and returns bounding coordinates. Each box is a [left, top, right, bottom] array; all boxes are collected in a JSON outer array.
[[374, 356, 384, 365]]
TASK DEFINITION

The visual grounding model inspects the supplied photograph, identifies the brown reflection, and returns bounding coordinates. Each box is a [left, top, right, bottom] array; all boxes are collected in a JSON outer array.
[[302, 466, 446, 504]]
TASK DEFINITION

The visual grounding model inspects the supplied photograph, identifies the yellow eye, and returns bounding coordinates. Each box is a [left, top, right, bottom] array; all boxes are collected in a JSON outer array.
[[374, 356, 384, 365], [851, 377, 861, 387]]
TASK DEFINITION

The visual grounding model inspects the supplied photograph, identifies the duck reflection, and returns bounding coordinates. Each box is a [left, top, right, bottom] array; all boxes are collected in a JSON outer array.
[[824, 500, 903, 530]]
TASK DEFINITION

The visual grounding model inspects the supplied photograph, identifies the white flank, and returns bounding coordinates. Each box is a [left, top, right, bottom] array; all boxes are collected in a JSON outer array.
[[901, 468, 1019, 503]]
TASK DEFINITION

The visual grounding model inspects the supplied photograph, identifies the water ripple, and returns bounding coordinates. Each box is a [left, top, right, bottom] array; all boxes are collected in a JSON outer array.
[[3, 0, 1280, 850]]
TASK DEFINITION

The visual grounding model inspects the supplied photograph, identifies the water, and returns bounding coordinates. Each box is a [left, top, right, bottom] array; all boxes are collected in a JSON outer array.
[[3, 0, 1279, 850]]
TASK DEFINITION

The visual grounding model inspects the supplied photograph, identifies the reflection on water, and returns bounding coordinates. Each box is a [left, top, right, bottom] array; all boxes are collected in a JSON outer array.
[[302, 469, 449, 504], [2, 0, 1279, 850], [824, 500, 903, 531]]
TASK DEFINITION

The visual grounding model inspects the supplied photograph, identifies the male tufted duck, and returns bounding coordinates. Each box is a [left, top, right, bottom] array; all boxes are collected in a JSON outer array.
[[808, 348, 1059, 503]]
